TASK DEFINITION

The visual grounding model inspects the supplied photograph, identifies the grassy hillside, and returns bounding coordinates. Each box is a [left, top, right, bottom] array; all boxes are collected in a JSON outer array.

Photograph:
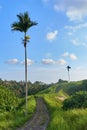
[[44, 94, 87, 130], [38, 79, 87, 95], [38, 80, 87, 130], [1, 79, 87, 130]]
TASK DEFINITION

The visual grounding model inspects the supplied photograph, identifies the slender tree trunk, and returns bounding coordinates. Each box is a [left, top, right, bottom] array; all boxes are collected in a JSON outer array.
[[68, 70, 70, 83], [24, 33, 28, 116]]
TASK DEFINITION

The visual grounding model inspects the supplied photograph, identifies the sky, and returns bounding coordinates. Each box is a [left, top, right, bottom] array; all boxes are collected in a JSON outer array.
[[1, 0, 87, 83]]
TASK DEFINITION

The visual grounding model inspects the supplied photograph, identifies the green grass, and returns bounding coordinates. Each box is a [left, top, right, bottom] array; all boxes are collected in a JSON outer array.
[[43, 94, 87, 130], [38, 84, 59, 94], [1, 80, 87, 130], [0, 95, 36, 130]]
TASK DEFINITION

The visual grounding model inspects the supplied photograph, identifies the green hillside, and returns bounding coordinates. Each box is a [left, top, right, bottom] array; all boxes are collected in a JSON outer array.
[[37, 79, 87, 130], [1, 79, 87, 130]]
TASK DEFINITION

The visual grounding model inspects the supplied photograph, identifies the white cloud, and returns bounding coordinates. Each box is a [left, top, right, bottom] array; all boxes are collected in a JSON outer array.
[[27, 59, 34, 66], [71, 38, 80, 46], [66, 8, 85, 22], [42, 58, 55, 65], [58, 59, 67, 65], [21, 58, 34, 66], [65, 23, 87, 32], [54, 4, 64, 12], [46, 30, 58, 42], [62, 52, 69, 57], [62, 52, 78, 61], [6, 58, 34, 66], [69, 54, 77, 60], [42, 58, 67, 66], [6, 59, 19, 64], [54, 0, 87, 22], [71, 38, 87, 47]]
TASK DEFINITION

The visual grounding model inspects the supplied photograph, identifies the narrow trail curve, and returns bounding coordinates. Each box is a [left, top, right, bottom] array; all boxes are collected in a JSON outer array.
[[17, 97, 49, 130]]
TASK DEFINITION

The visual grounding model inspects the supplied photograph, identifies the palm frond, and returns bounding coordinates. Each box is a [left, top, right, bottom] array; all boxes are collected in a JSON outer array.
[[11, 11, 38, 33], [11, 22, 24, 32], [17, 13, 24, 23]]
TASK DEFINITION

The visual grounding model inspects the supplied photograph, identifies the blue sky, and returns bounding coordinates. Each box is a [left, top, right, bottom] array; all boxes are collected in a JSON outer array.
[[1, 0, 87, 83]]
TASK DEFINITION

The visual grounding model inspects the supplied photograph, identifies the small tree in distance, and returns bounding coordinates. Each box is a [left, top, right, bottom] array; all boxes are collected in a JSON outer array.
[[66, 65, 71, 82]]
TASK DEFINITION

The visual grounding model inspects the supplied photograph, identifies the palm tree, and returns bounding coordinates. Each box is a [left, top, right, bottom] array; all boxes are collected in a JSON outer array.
[[66, 65, 71, 82], [11, 12, 37, 115]]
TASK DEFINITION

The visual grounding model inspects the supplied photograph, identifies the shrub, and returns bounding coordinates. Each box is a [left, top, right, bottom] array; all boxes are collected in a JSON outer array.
[[0, 85, 20, 112], [62, 92, 87, 110]]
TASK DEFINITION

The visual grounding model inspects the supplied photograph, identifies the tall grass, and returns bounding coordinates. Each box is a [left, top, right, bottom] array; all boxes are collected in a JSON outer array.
[[0, 96, 36, 130], [44, 94, 87, 130]]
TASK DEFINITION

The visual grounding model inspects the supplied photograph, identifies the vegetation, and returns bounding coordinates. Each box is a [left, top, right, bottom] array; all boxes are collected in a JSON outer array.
[[0, 79, 49, 97], [0, 95, 36, 130], [63, 92, 87, 110], [62, 80, 87, 95], [1, 79, 87, 129], [44, 94, 87, 130], [41, 79, 87, 130]]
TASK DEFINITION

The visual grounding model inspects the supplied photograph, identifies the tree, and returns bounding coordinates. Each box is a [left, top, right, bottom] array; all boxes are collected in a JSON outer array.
[[11, 12, 37, 115], [66, 65, 71, 82]]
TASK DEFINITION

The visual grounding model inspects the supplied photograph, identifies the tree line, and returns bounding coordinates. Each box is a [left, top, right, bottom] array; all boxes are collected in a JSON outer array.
[[0, 79, 50, 97]]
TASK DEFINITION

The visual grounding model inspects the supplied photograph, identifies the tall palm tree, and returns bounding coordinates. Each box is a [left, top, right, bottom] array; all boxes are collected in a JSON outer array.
[[11, 12, 37, 115], [66, 65, 71, 82]]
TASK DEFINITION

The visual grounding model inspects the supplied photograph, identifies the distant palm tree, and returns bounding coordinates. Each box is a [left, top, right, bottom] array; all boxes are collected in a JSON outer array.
[[11, 12, 37, 115], [66, 65, 71, 82]]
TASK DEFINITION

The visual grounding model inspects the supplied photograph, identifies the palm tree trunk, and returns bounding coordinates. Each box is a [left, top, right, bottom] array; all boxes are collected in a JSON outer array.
[[25, 34, 28, 116], [68, 71, 70, 83]]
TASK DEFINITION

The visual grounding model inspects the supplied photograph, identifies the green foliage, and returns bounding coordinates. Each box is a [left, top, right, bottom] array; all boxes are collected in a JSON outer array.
[[44, 94, 87, 130], [0, 79, 50, 97], [28, 81, 50, 95], [62, 80, 87, 95], [0, 96, 36, 130], [1, 78, 87, 130], [0, 85, 19, 112], [38, 84, 58, 94], [63, 92, 87, 110]]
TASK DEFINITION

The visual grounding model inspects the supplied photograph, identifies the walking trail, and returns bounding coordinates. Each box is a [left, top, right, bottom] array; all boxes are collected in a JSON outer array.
[[17, 97, 49, 130]]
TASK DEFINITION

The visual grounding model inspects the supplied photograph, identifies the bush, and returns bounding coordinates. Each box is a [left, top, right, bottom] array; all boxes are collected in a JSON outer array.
[[62, 92, 87, 110], [0, 85, 20, 111]]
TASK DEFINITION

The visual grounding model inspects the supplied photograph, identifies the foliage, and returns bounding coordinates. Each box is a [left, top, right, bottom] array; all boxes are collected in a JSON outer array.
[[44, 94, 87, 130], [11, 12, 37, 33], [63, 92, 87, 110], [0, 85, 19, 112], [0, 96, 36, 130], [28, 81, 50, 95], [62, 80, 87, 95], [0, 79, 50, 97]]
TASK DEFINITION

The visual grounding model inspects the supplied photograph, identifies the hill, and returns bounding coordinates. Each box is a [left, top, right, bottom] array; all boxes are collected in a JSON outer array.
[[41, 80, 87, 130], [1, 79, 87, 130]]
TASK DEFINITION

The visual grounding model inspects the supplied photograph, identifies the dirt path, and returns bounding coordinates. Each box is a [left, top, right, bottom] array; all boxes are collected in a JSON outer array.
[[17, 97, 49, 130]]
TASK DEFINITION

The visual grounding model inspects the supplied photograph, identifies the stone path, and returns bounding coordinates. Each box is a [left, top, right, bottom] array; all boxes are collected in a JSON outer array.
[[17, 97, 49, 130]]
